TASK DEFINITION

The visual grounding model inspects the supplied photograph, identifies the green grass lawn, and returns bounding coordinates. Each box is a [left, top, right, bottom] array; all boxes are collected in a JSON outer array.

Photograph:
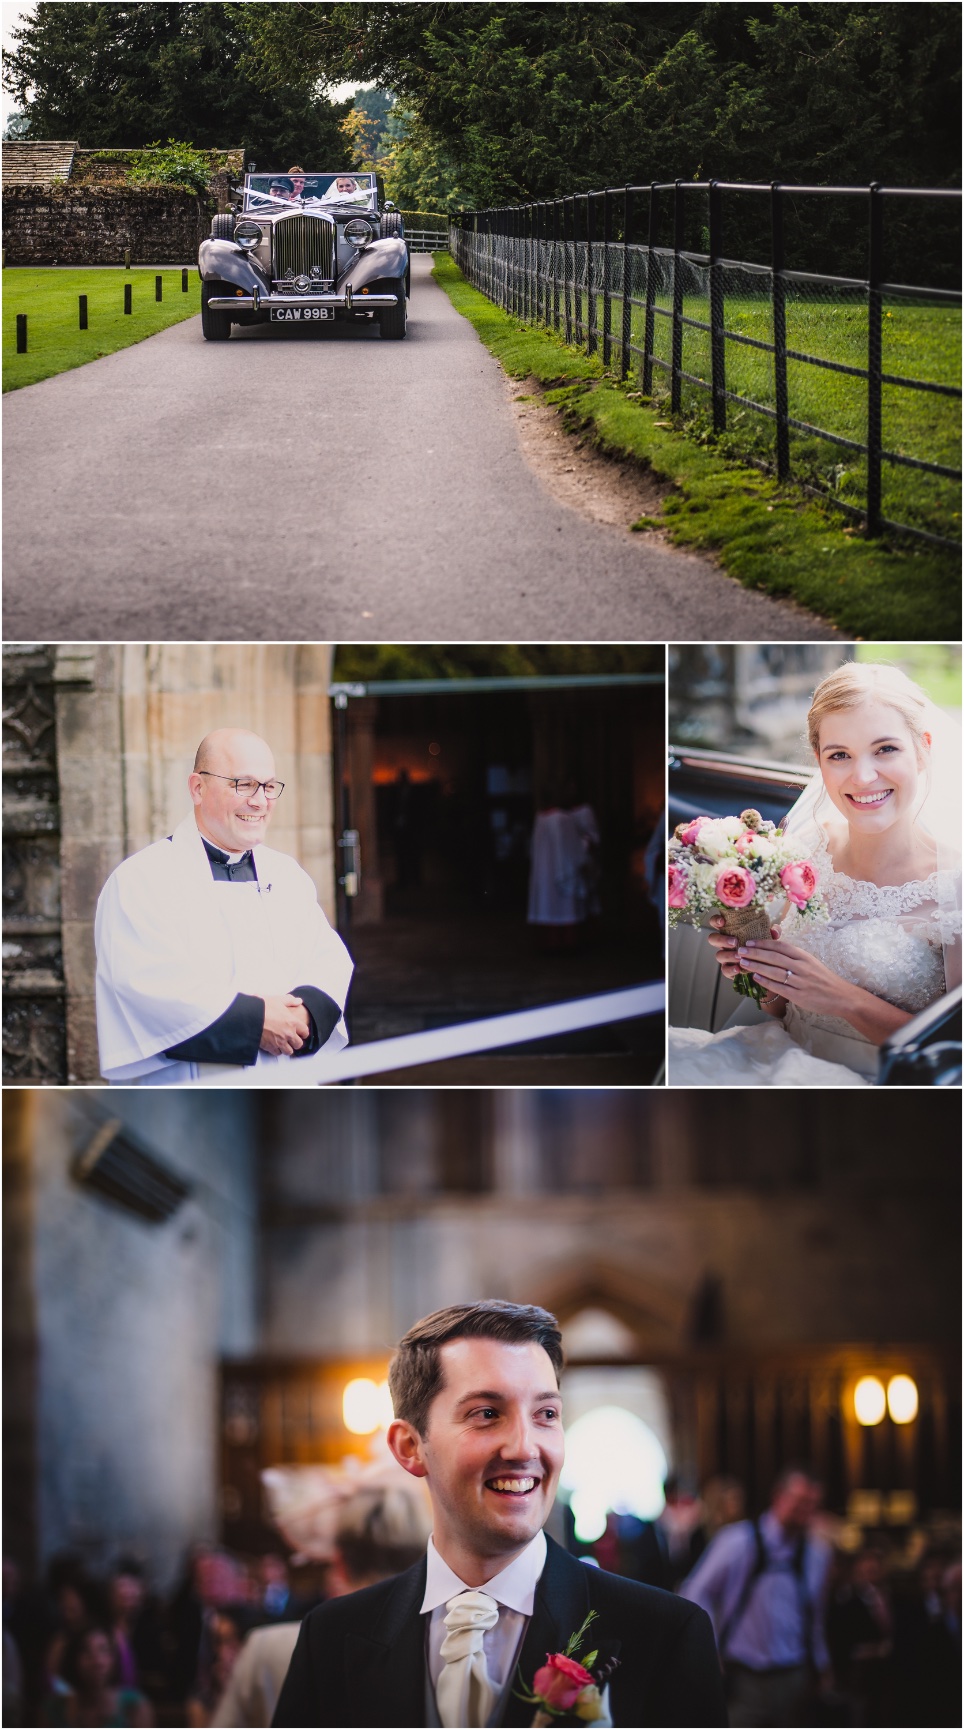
[[568, 287, 961, 544], [436, 252, 961, 641], [3, 268, 202, 391]]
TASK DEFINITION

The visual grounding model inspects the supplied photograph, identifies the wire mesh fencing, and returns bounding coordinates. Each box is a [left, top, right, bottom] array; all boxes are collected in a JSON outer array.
[[450, 183, 962, 551]]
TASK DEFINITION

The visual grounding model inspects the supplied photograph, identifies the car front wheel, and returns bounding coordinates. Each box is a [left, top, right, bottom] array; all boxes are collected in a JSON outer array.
[[379, 289, 407, 340], [201, 281, 233, 341]]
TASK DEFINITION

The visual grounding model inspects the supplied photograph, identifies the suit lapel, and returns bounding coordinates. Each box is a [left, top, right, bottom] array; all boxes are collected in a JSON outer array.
[[347, 1557, 429, 1727], [499, 1540, 592, 1728]]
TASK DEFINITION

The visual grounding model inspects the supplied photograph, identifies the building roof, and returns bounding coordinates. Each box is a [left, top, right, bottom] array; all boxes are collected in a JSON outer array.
[[2, 141, 79, 186]]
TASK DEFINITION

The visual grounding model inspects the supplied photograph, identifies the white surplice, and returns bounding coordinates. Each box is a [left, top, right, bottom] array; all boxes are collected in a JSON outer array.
[[95, 815, 353, 1085]]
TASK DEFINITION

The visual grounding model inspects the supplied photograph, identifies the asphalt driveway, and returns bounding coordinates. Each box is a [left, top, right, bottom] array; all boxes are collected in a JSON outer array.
[[3, 257, 832, 641]]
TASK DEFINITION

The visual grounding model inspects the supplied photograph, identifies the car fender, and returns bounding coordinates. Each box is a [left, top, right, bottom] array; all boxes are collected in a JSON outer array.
[[198, 239, 271, 291], [343, 238, 408, 292]]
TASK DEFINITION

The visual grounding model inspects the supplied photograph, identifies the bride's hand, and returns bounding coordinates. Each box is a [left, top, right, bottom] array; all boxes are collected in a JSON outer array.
[[737, 936, 856, 1018], [707, 915, 780, 981]]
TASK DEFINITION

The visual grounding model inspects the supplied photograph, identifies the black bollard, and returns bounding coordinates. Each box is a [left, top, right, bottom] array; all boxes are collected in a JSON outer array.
[[155, 275, 163, 302], [181, 267, 189, 292], [16, 312, 27, 353], [124, 283, 132, 315], [79, 294, 88, 330]]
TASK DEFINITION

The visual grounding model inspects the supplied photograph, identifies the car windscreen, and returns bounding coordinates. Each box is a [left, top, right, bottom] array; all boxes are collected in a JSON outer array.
[[244, 174, 377, 211]]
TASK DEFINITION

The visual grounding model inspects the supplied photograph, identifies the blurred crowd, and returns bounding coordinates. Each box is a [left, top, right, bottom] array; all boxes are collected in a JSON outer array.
[[577, 1470, 961, 1729], [3, 1468, 960, 1729]]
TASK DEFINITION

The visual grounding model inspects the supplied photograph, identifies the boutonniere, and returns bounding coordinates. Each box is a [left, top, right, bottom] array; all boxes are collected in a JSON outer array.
[[516, 1610, 620, 1726]]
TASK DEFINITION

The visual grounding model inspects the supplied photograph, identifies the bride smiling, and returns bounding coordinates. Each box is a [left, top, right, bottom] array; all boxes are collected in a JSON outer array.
[[668, 660, 961, 1087]]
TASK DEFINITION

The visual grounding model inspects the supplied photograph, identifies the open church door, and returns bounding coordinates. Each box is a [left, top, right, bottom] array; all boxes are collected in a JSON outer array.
[[329, 668, 666, 1084]]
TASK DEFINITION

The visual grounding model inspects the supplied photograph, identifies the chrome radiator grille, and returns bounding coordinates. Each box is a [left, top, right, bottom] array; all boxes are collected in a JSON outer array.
[[272, 214, 335, 284]]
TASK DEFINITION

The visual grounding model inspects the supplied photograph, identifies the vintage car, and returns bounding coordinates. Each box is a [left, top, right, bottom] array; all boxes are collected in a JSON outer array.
[[668, 744, 962, 1087], [198, 170, 409, 341]]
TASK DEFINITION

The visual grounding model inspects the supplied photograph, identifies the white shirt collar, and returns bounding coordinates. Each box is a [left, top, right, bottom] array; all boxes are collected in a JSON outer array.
[[421, 1530, 547, 1617]]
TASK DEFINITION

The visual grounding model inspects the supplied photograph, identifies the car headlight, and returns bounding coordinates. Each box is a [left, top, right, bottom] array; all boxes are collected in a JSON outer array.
[[344, 219, 373, 248], [235, 222, 262, 247]]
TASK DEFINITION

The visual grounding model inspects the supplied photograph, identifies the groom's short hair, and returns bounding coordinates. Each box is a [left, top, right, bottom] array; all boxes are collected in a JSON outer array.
[[389, 1300, 564, 1436]]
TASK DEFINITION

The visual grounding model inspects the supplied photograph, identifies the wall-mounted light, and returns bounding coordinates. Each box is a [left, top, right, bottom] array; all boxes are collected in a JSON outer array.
[[854, 1376, 886, 1426], [886, 1375, 918, 1425], [342, 1378, 393, 1435]]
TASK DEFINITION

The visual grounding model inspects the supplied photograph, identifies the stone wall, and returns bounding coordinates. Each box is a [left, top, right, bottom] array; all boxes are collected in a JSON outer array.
[[2, 183, 208, 265], [5, 1091, 258, 1586]]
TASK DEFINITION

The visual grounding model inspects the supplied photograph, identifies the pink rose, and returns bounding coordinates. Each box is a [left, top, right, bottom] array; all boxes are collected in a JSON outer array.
[[677, 816, 709, 847], [668, 863, 688, 908], [780, 859, 817, 907], [533, 1654, 595, 1711], [734, 832, 757, 855], [716, 865, 755, 909]]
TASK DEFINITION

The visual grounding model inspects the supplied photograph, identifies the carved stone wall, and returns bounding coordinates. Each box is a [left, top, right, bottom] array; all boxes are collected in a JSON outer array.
[[2, 647, 66, 1082]]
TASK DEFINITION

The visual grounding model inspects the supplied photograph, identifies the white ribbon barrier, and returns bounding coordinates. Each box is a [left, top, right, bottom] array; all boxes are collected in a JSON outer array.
[[309, 983, 664, 1085]]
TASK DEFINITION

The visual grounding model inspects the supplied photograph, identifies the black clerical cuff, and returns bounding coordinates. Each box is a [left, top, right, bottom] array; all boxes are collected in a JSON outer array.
[[164, 993, 265, 1066], [290, 985, 341, 1056]]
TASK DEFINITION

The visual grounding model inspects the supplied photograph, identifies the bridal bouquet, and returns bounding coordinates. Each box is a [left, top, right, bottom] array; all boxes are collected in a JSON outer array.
[[668, 808, 826, 1001]]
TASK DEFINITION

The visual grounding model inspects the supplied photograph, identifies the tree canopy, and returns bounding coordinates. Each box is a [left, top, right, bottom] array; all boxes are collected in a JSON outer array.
[[2, 2, 349, 165], [241, 2, 961, 205]]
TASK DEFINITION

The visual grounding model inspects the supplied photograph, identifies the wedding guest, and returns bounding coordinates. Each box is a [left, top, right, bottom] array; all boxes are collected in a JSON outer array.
[[679, 1464, 833, 1727], [273, 1299, 726, 1726], [212, 1486, 430, 1728], [828, 1545, 892, 1725], [527, 783, 601, 950], [94, 729, 353, 1086], [39, 1624, 153, 1727]]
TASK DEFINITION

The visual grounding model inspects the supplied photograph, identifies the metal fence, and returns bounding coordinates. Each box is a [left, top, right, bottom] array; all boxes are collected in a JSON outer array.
[[450, 182, 962, 550], [401, 211, 448, 253]]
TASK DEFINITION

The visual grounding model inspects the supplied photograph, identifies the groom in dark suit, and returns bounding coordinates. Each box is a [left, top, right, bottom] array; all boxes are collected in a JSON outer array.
[[273, 1300, 727, 1728]]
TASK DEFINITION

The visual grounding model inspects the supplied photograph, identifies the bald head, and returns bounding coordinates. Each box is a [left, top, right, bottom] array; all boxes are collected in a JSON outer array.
[[193, 728, 274, 777], [189, 729, 279, 853]]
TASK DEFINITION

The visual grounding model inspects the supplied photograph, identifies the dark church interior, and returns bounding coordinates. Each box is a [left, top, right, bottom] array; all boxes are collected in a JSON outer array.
[[3, 1087, 960, 1727]]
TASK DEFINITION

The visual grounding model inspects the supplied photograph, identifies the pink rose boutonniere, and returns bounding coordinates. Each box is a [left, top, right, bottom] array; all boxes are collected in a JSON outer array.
[[516, 1611, 620, 1726]]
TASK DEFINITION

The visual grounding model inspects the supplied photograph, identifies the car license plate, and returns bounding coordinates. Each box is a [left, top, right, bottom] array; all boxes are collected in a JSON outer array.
[[270, 306, 333, 321]]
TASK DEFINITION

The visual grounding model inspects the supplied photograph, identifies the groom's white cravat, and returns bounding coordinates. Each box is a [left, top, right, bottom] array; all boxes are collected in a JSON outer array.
[[423, 1531, 547, 1727], [436, 1590, 500, 1728]]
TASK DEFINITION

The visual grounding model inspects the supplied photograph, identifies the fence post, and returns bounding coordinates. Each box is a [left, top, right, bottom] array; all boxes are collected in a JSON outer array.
[[79, 294, 88, 330], [602, 188, 613, 365], [181, 266, 189, 292], [552, 201, 561, 332], [643, 183, 658, 396], [16, 313, 27, 353], [866, 182, 883, 535], [771, 182, 790, 480], [620, 186, 632, 380], [586, 193, 597, 356], [155, 274, 163, 303], [708, 180, 726, 433], [564, 199, 573, 344], [571, 195, 578, 340], [124, 283, 132, 315], [671, 180, 684, 415]]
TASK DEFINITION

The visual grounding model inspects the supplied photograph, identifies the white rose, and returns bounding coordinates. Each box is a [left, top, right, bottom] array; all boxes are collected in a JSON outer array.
[[695, 820, 732, 861]]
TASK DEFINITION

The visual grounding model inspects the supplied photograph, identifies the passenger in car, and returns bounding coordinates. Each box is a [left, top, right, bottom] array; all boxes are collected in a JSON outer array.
[[668, 661, 961, 1087]]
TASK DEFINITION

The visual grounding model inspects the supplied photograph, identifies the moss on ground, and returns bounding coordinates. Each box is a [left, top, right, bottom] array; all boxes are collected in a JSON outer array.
[[433, 253, 961, 642]]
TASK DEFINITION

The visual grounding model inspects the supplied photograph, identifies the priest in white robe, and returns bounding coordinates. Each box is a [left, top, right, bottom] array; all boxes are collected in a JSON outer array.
[[94, 729, 354, 1086]]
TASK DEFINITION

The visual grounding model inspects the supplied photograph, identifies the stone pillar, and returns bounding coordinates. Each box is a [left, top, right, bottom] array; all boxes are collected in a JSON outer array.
[[54, 645, 125, 1085], [345, 697, 384, 924]]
